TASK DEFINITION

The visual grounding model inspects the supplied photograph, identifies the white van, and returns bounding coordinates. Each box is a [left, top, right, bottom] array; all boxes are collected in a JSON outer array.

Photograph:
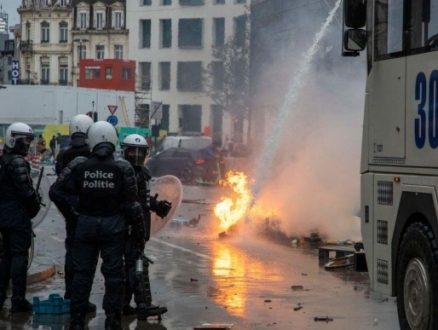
[[158, 136, 212, 153]]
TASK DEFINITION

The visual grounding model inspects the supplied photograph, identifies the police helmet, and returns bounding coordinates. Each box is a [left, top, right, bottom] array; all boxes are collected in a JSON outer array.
[[5, 122, 35, 155], [70, 114, 94, 139], [87, 121, 119, 151], [121, 134, 150, 166]]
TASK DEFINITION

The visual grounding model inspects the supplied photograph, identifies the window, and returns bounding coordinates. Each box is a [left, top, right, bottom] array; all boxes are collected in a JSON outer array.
[[80, 13, 87, 30], [163, 0, 172, 5], [41, 21, 50, 43], [160, 19, 172, 48], [7, 71, 11, 81], [115, 45, 123, 59], [141, 20, 151, 48], [160, 62, 171, 90], [96, 12, 103, 29], [235, 15, 246, 47], [139, 62, 151, 90], [143, 0, 152, 5], [78, 45, 86, 62], [181, 105, 202, 133], [60, 0, 67, 6], [211, 61, 224, 89], [177, 62, 202, 91], [60, 21, 68, 43], [373, 0, 438, 59], [26, 22, 31, 40], [59, 65, 68, 85], [41, 64, 50, 84], [122, 68, 132, 80], [7, 56, 12, 65], [114, 12, 123, 29], [161, 105, 170, 131], [213, 18, 225, 47], [96, 45, 105, 59], [179, 0, 203, 5], [5, 41, 14, 51], [236, 0, 245, 3], [85, 67, 100, 79], [178, 19, 202, 48], [215, 0, 225, 3], [106, 67, 113, 79]]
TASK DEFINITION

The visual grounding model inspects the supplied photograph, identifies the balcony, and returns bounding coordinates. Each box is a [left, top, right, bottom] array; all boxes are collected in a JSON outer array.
[[40, 79, 50, 85], [20, 40, 33, 52], [58, 80, 68, 86]]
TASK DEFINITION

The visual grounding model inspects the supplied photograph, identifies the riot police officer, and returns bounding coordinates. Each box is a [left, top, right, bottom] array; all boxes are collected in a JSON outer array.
[[121, 134, 169, 320], [54, 114, 96, 313], [0, 123, 40, 312], [50, 122, 144, 330]]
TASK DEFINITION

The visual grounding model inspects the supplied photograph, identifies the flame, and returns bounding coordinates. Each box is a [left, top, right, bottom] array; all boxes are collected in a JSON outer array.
[[214, 171, 252, 231]]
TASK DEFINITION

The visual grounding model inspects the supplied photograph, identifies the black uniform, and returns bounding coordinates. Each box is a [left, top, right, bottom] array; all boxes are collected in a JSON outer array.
[[54, 137, 91, 300], [0, 149, 40, 309], [124, 166, 168, 319], [49, 145, 142, 329]]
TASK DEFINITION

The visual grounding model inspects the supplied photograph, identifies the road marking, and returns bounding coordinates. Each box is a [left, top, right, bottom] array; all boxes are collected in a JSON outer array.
[[151, 238, 213, 260]]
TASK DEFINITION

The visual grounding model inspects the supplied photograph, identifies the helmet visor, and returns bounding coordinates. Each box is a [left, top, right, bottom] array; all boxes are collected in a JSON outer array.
[[124, 146, 149, 166]]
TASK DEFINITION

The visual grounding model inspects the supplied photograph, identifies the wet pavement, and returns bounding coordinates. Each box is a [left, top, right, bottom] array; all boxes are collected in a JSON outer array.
[[0, 178, 400, 329]]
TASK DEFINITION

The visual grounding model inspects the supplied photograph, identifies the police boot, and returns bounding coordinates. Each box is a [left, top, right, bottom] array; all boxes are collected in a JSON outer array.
[[105, 313, 122, 330], [122, 287, 136, 316], [10, 296, 32, 313], [137, 303, 167, 320], [69, 310, 86, 330]]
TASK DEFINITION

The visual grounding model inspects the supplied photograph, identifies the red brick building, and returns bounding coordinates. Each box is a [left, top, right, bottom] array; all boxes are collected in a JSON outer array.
[[79, 59, 135, 92]]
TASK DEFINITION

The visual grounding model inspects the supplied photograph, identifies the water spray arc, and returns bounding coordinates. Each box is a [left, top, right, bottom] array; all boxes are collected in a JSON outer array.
[[252, 0, 343, 198]]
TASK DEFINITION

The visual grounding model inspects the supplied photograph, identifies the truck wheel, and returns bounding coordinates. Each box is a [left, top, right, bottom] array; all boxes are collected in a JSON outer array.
[[396, 222, 438, 330]]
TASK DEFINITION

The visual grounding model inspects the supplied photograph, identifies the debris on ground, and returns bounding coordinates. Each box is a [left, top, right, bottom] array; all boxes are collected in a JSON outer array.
[[314, 317, 334, 323], [324, 254, 354, 270], [264, 299, 272, 303], [171, 214, 201, 227], [193, 323, 233, 330], [303, 232, 322, 244], [291, 285, 303, 291], [294, 304, 303, 311], [190, 278, 199, 282]]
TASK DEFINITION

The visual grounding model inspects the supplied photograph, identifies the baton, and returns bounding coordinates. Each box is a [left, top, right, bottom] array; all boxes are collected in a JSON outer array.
[[35, 167, 46, 207]]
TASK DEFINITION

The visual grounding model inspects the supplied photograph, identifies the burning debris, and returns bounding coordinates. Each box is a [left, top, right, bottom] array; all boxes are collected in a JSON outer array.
[[214, 171, 252, 234]]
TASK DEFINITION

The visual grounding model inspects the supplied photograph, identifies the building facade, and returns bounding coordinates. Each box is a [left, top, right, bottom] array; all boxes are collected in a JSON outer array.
[[71, 0, 128, 87], [17, 0, 74, 86], [16, 0, 128, 88], [127, 0, 247, 143]]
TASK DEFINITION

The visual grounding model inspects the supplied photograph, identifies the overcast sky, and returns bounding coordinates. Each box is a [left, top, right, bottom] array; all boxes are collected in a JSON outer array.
[[2, 2, 20, 30]]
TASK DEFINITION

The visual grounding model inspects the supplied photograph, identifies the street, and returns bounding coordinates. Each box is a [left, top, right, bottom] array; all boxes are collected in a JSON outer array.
[[0, 179, 399, 330]]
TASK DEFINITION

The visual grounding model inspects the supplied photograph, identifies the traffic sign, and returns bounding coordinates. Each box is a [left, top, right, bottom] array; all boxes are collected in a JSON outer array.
[[107, 115, 118, 126], [108, 105, 118, 115]]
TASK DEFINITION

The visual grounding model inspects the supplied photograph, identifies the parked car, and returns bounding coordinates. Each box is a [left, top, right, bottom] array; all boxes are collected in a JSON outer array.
[[147, 147, 225, 183], [156, 136, 212, 154]]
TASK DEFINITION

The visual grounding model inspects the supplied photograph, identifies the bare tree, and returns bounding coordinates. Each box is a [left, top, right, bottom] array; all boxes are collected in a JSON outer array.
[[203, 12, 250, 143]]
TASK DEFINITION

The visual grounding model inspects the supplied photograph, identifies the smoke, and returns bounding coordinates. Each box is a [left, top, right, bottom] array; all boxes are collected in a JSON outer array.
[[252, 68, 365, 241], [247, 1, 366, 241]]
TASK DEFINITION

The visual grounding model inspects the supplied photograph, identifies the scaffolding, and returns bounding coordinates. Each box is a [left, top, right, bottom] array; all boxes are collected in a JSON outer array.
[[134, 76, 152, 128]]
